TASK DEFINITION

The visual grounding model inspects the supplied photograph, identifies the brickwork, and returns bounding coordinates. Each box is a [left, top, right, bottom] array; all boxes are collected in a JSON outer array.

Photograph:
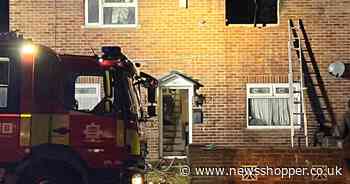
[[9, 0, 350, 160], [190, 145, 350, 184]]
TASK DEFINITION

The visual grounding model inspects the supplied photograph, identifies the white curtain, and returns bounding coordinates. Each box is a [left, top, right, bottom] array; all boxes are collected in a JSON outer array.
[[249, 98, 290, 126]]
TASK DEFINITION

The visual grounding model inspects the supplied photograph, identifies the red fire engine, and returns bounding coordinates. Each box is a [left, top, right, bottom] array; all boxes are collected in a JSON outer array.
[[0, 32, 158, 184]]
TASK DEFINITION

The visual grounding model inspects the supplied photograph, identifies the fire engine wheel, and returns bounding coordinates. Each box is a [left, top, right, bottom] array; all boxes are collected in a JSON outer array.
[[17, 159, 83, 184]]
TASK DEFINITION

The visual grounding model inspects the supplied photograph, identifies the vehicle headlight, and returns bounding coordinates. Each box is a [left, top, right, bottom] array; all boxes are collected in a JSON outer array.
[[131, 173, 144, 184]]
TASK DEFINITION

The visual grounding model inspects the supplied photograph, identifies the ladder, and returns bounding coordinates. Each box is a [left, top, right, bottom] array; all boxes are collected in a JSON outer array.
[[288, 19, 309, 148]]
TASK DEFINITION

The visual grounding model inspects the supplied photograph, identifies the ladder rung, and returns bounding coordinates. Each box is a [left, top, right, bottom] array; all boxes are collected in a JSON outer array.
[[291, 37, 299, 40], [293, 112, 304, 115], [294, 90, 301, 93], [294, 101, 302, 104], [293, 80, 301, 83]]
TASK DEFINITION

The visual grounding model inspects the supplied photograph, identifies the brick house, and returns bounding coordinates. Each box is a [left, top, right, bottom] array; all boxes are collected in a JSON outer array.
[[9, 0, 350, 170]]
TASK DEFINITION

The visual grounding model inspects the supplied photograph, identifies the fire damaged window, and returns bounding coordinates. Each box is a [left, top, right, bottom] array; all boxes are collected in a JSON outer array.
[[86, 0, 137, 27], [0, 57, 9, 108], [247, 83, 300, 128], [226, 0, 279, 26]]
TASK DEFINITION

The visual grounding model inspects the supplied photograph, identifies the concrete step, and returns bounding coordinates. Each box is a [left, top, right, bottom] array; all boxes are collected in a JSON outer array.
[[163, 144, 186, 152], [163, 131, 177, 138], [163, 151, 186, 157], [163, 125, 177, 132], [163, 137, 185, 145]]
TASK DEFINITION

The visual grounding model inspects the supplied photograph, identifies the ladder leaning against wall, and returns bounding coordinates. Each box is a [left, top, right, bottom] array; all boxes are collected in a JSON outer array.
[[288, 19, 309, 148]]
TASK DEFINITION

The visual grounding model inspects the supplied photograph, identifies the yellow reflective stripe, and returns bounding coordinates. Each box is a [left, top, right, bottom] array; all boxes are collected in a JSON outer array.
[[20, 114, 32, 118], [116, 120, 125, 146], [50, 114, 70, 145], [20, 117, 31, 146], [131, 130, 140, 155], [127, 129, 140, 155]]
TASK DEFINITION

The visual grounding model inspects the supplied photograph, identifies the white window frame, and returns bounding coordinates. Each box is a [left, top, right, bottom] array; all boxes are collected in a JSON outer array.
[[85, 0, 138, 28], [246, 83, 300, 129], [0, 57, 10, 108], [75, 83, 101, 110]]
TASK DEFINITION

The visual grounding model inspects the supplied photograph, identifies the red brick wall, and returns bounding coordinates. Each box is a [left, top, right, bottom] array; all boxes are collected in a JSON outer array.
[[190, 145, 350, 184], [10, 0, 350, 160]]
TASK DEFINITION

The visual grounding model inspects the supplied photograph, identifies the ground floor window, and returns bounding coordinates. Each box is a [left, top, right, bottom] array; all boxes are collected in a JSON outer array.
[[247, 83, 300, 128]]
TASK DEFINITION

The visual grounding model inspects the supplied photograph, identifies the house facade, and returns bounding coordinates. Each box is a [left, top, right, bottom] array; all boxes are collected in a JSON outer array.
[[9, 0, 350, 160]]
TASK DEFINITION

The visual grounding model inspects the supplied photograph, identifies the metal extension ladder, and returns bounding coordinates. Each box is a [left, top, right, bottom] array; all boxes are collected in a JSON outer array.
[[288, 19, 309, 148]]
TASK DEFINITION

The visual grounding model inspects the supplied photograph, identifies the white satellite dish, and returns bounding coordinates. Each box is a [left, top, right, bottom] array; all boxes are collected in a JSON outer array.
[[328, 62, 345, 78]]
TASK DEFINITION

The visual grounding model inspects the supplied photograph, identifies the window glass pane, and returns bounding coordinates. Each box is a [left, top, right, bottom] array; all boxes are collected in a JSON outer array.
[[88, 0, 99, 23], [0, 87, 7, 108], [75, 88, 97, 94], [249, 87, 270, 94], [226, 0, 256, 25], [226, 0, 278, 25], [104, 0, 134, 2], [276, 87, 289, 94], [248, 98, 290, 126], [256, 0, 278, 24], [103, 7, 135, 25], [75, 76, 104, 111], [0, 60, 9, 85]]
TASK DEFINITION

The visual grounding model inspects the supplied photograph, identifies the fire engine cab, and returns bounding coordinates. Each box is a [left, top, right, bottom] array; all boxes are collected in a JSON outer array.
[[0, 32, 158, 184]]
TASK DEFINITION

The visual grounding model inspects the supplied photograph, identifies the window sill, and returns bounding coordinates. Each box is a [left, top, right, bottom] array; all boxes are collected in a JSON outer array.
[[82, 24, 140, 29], [226, 23, 279, 28]]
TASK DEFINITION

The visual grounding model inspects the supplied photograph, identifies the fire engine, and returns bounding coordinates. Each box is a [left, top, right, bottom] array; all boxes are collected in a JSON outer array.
[[0, 32, 158, 184]]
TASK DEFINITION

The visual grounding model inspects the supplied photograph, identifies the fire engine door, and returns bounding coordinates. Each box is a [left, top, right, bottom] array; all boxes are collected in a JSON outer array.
[[69, 112, 116, 148]]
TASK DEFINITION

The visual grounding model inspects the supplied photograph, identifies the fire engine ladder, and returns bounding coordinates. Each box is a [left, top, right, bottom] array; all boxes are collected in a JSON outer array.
[[288, 19, 309, 148]]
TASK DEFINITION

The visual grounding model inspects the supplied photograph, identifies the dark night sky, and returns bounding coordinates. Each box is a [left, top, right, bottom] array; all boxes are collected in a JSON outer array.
[[0, 0, 9, 32]]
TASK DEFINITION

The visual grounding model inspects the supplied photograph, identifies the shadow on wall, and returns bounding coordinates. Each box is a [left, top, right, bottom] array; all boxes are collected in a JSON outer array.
[[294, 19, 337, 145]]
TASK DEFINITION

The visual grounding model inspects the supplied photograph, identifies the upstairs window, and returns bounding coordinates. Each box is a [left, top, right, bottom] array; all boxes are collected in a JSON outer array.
[[226, 0, 279, 26], [0, 57, 9, 108], [86, 0, 137, 27]]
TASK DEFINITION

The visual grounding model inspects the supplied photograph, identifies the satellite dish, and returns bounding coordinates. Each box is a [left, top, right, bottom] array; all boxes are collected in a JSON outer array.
[[328, 62, 345, 78]]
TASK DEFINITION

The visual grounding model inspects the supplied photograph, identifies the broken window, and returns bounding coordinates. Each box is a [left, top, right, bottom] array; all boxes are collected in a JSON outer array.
[[226, 0, 278, 26], [86, 0, 137, 26]]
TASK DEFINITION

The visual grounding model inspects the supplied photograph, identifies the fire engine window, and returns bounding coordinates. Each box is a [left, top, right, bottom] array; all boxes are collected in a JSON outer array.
[[0, 57, 9, 108], [75, 76, 104, 111], [35, 51, 60, 103], [226, 0, 278, 25], [127, 77, 139, 116]]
